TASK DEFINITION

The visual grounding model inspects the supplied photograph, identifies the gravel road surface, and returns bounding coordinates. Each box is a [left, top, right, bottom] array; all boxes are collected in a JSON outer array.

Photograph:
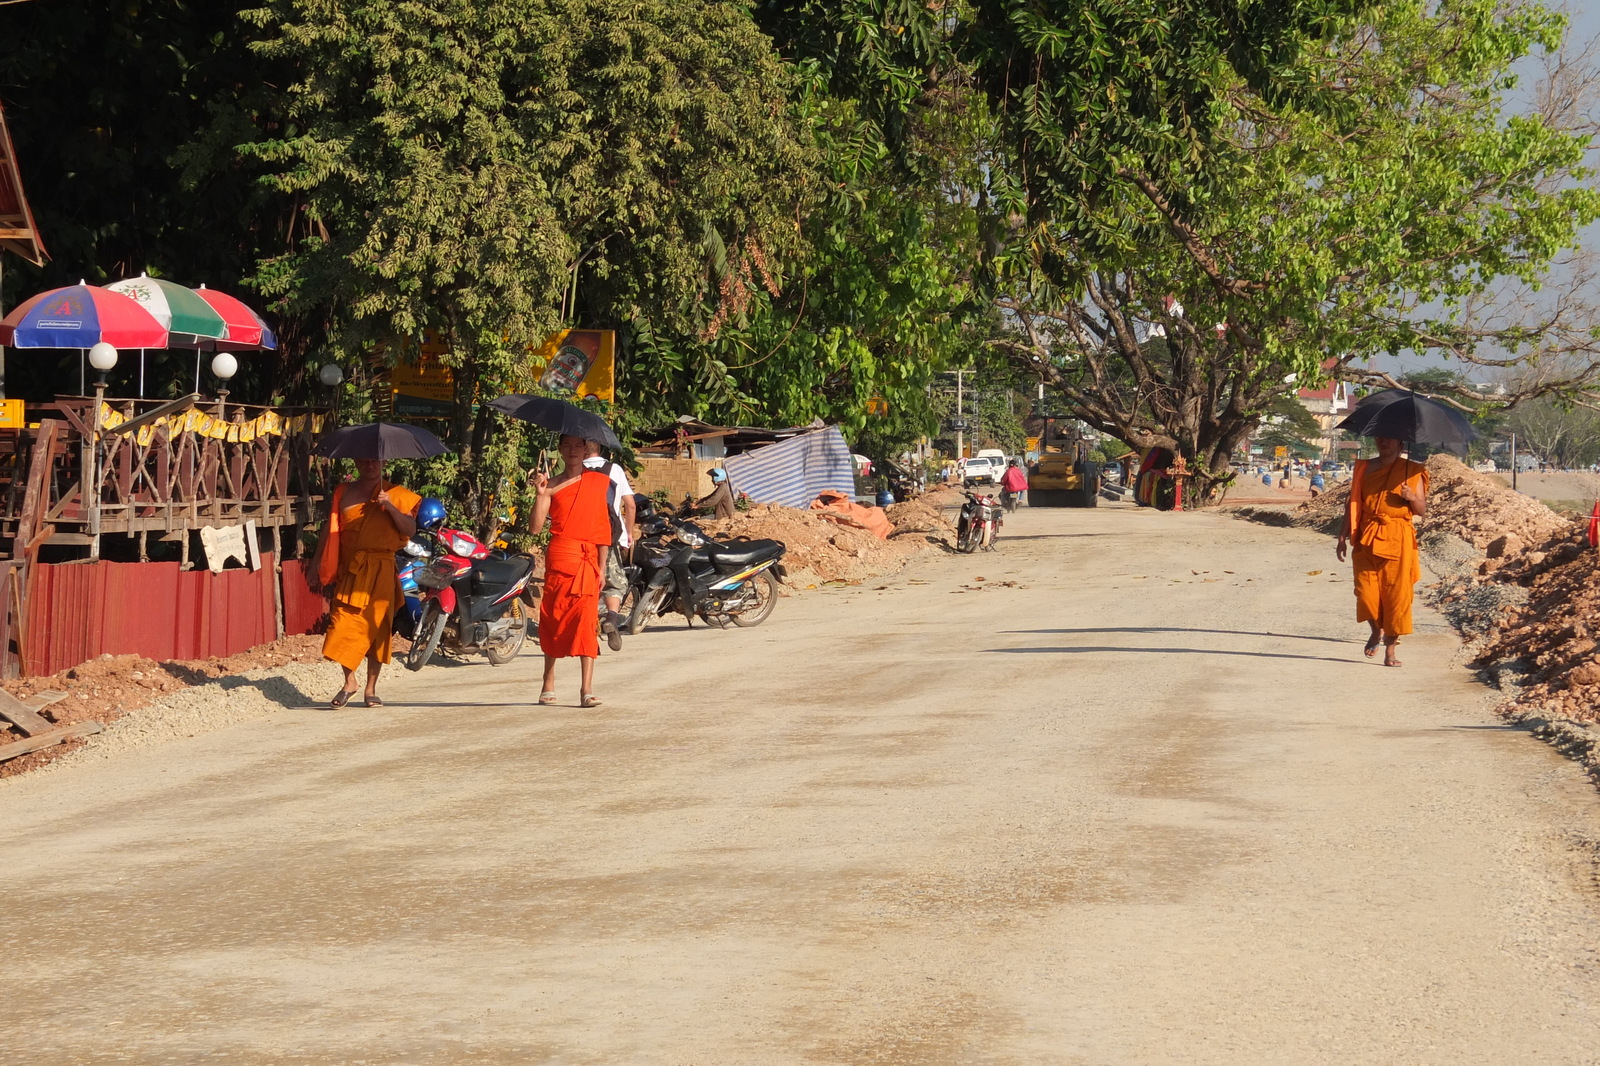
[[3, 503, 1598, 1064]]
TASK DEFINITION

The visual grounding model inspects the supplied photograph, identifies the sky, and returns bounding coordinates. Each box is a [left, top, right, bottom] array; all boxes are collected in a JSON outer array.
[[1367, 2, 1600, 382]]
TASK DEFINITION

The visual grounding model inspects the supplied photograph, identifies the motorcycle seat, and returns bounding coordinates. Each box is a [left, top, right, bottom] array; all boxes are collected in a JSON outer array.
[[472, 553, 533, 591], [708, 538, 785, 569]]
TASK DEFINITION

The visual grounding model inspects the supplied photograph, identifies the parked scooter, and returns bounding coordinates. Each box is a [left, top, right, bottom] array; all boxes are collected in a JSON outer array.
[[956, 490, 1003, 553], [402, 500, 535, 670], [623, 498, 786, 632]]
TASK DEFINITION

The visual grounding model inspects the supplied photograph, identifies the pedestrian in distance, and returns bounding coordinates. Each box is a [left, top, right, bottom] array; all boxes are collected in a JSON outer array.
[[1000, 458, 1028, 511], [313, 458, 421, 708], [1308, 470, 1326, 498], [583, 439, 635, 652], [1335, 436, 1428, 667], [530, 434, 615, 707]]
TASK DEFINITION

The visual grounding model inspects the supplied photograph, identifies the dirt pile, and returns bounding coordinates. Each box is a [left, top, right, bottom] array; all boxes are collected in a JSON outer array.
[[1471, 532, 1600, 724], [696, 498, 952, 587], [1281, 455, 1570, 548], [0, 634, 327, 778]]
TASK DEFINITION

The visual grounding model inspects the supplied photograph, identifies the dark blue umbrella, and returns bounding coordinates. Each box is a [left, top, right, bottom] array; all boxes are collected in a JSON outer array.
[[487, 393, 621, 449], [314, 422, 452, 460], [1335, 389, 1479, 454]]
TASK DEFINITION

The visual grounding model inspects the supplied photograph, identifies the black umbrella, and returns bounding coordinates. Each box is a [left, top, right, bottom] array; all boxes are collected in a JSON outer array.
[[313, 422, 452, 460], [1334, 389, 1479, 453], [487, 394, 621, 450]]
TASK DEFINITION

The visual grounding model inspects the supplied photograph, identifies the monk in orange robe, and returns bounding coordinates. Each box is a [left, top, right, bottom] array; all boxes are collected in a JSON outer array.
[[1335, 437, 1428, 667], [529, 434, 614, 707], [315, 458, 421, 706]]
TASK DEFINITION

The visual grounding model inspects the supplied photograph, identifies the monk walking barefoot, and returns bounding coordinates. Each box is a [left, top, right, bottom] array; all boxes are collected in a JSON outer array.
[[1335, 436, 1428, 667], [529, 434, 614, 707]]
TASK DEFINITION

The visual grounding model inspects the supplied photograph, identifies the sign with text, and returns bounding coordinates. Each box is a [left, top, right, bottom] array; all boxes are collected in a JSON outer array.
[[391, 331, 455, 417]]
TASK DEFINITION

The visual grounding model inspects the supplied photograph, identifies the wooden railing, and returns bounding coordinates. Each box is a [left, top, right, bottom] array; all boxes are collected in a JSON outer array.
[[2, 395, 331, 559]]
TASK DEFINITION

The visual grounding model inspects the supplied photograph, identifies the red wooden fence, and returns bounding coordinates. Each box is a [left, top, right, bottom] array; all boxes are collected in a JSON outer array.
[[24, 555, 328, 676]]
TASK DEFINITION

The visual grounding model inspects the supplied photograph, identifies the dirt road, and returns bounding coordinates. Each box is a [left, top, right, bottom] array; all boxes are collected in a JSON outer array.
[[4, 504, 1599, 1064]]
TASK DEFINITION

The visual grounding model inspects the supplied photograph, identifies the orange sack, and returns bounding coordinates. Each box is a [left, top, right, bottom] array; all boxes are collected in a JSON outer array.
[[809, 490, 893, 540]]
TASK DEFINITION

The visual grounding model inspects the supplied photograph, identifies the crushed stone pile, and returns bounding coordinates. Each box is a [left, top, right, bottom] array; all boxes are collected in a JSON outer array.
[[0, 634, 328, 779], [696, 497, 952, 587], [1282, 455, 1569, 549]]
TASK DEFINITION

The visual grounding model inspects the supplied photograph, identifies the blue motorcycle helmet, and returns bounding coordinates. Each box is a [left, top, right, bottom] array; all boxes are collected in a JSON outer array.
[[416, 497, 448, 531], [709, 467, 728, 484]]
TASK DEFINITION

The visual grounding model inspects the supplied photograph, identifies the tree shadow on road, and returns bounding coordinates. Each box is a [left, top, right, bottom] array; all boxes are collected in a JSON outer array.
[[985, 645, 1360, 665], [1005, 626, 1353, 645]]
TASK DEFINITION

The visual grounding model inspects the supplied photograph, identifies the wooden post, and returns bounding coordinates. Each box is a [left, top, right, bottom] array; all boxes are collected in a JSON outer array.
[[270, 523, 285, 639]]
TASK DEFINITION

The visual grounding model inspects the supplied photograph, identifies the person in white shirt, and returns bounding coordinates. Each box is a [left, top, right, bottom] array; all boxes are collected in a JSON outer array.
[[583, 441, 637, 651]]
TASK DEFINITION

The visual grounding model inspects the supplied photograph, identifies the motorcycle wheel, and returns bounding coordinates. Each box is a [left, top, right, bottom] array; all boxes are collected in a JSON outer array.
[[484, 599, 528, 666], [626, 585, 666, 635], [959, 523, 981, 553], [730, 570, 779, 627], [405, 602, 447, 671]]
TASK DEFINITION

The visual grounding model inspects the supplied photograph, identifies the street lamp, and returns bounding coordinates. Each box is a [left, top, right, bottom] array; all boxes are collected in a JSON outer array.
[[211, 351, 238, 413], [88, 342, 119, 391], [317, 362, 344, 388]]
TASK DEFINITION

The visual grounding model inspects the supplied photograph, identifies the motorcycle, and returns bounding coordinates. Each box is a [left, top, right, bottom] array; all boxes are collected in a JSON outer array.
[[623, 502, 786, 632], [403, 523, 535, 670], [956, 490, 1003, 553]]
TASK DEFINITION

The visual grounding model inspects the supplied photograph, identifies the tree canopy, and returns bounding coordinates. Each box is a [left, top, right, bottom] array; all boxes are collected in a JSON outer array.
[[3, 0, 1599, 517]]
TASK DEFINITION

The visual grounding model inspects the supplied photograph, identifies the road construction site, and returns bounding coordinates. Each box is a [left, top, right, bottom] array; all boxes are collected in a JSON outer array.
[[3, 502, 1598, 1064]]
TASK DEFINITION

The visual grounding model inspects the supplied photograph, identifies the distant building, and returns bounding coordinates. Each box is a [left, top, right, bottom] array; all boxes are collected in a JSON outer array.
[[1297, 373, 1352, 459]]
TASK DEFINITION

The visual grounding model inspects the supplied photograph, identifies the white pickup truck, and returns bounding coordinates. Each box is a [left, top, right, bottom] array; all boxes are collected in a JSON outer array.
[[961, 457, 999, 486]]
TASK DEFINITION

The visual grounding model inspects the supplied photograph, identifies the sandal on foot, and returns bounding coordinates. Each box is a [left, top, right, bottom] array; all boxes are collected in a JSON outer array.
[[538, 691, 557, 705], [1363, 635, 1380, 658], [581, 694, 603, 708], [364, 695, 383, 707], [330, 687, 357, 709], [1384, 644, 1402, 668]]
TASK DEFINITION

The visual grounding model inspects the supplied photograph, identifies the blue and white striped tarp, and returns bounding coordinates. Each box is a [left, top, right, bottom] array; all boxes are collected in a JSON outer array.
[[720, 425, 855, 509]]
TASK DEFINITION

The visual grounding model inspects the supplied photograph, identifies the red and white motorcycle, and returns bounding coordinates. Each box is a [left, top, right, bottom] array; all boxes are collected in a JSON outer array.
[[403, 524, 535, 670], [955, 490, 1003, 553]]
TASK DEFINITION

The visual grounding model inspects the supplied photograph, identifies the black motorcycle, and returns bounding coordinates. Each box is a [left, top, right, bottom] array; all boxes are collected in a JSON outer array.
[[622, 502, 786, 632]]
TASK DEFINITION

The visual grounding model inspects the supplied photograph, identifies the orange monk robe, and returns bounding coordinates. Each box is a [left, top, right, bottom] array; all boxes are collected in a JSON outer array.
[[1349, 457, 1428, 636], [321, 482, 422, 670], [539, 470, 614, 660]]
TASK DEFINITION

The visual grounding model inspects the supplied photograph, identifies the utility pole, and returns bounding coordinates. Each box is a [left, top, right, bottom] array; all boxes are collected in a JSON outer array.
[[1511, 432, 1518, 491], [956, 369, 965, 460]]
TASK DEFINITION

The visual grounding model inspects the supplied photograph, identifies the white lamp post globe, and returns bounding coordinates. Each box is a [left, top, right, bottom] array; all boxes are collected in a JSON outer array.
[[88, 342, 119, 372], [210, 352, 239, 382], [318, 363, 344, 387]]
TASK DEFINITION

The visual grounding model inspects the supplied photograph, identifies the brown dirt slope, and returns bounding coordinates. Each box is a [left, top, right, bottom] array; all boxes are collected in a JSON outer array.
[[695, 496, 954, 587], [0, 634, 327, 779]]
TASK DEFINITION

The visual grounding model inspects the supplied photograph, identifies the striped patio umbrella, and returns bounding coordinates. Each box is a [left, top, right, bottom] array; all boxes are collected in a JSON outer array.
[[0, 283, 167, 349], [193, 285, 278, 350], [105, 274, 228, 348]]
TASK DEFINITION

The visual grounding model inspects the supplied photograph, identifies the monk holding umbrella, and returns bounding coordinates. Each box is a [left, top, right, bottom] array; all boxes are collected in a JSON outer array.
[[489, 394, 620, 708], [1333, 390, 1477, 667], [312, 422, 449, 706]]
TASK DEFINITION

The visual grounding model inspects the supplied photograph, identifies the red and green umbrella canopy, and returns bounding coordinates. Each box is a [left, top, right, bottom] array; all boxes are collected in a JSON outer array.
[[105, 275, 228, 349], [0, 283, 167, 348], [194, 285, 277, 350]]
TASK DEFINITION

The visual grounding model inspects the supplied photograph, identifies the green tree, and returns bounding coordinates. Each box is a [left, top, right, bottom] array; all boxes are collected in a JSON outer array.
[[238, 0, 814, 527], [985, 2, 1600, 500]]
